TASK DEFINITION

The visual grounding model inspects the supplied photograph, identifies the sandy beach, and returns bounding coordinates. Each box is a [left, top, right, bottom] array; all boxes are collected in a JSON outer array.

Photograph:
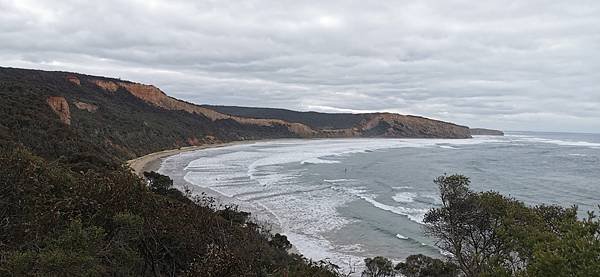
[[127, 140, 256, 176]]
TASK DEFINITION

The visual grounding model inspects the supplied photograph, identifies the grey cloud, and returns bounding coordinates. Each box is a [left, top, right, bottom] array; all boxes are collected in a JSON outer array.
[[1, 0, 599, 132]]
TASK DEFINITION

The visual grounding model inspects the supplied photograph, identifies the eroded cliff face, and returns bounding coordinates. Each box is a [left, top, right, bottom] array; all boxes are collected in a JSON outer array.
[[309, 113, 471, 139], [90, 79, 318, 137], [358, 113, 471, 138], [46, 96, 71, 125], [74, 101, 98, 112], [87, 78, 471, 139], [91, 80, 120, 92], [66, 75, 80, 86]]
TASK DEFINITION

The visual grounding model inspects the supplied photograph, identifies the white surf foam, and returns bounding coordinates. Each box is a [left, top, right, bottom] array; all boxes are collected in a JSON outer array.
[[392, 192, 417, 203], [301, 158, 341, 164], [341, 187, 428, 224], [511, 136, 600, 149], [396, 234, 409, 240], [324, 179, 355, 183], [438, 145, 457, 149], [363, 196, 429, 224], [392, 186, 412, 190]]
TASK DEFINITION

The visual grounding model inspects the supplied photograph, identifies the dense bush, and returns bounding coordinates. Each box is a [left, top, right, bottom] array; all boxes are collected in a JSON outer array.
[[0, 147, 340, 276], [360, 175, 599, 277], [395, 254, 458, 277], [422, 175, 600, 276]]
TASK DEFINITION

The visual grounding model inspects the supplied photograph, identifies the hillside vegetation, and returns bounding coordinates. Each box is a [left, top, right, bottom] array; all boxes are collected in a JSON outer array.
[[0, 67, 471, 172], [203, 105, 365, 129], [0, 146, 341, 276], [0, 67, 301, 171]]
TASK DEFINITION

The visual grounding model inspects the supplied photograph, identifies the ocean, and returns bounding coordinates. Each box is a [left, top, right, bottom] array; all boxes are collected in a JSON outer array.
[[158, 131, 600, 269]]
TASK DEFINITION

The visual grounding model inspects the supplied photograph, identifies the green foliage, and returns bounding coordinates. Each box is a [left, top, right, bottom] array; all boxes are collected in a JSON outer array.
[[362, 256, 394, 277], [216, 205, 251, 226], [395, 254, 458, 277], [526, 210, 600, 276], [270, 234, 293, 251], [424, 174, 600, 277], [0, 147, 341, 276], [144, 171, 174, 194]]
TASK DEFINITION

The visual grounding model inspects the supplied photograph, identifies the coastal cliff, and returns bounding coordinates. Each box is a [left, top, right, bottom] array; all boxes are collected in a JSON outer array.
[[1, 67, 470, 170], [87, 78, 471, 140], [204, 106, 472, 139]]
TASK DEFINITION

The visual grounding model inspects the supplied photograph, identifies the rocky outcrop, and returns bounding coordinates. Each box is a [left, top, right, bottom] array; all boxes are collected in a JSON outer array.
[[470, 128, 504, 136], [91, 80, 120, 92], [186, 137, 202, 146], [117, 82, 227, 120], [66, 75, 80, 86], [47, 96, 71, 125], [74, 101, 98, 112]]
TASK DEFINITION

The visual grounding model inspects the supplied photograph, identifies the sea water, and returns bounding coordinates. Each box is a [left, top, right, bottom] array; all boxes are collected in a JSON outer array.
[[158, 132, 600, 269]]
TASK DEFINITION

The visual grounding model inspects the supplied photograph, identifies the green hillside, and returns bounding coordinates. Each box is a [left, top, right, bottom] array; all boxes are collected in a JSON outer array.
[[0, 67, 297, 171]]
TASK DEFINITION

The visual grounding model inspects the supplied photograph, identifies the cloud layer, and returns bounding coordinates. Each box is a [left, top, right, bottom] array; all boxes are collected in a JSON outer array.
[[2, 0, 599, 132]]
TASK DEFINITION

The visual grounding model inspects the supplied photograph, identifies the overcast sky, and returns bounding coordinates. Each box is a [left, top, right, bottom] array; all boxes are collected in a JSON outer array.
[[2, 0, 599, 132]]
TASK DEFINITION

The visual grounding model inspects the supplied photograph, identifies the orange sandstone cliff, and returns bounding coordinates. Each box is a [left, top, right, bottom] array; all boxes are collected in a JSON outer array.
[[46, 96, 71, 125]]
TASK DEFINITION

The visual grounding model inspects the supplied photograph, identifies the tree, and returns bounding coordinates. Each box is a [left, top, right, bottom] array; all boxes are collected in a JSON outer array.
[[143, 171, 174, 195], [2, 220, 107, 276], [395, 254, 458, 277], [362, 256, 394, 277], [526, 209, 600, 276], [423, 175, 530, 276], [270, 233, 293, 251], [423, 174, 600, 277]]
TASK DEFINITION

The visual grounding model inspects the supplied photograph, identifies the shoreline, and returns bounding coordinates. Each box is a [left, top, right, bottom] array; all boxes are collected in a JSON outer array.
[[126, 139, 300, 253], [128, 135, 484, 175], [127, 140, 258, 176]]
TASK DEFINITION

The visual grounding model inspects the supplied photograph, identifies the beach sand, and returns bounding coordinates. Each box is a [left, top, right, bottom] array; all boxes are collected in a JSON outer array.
[[127, 140, 260, 176]]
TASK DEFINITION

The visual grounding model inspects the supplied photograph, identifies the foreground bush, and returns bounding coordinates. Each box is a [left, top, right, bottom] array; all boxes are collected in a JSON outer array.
[[361, 175, 599, 277], [0, 147, 340, 276], [424, 174, 600, 277]]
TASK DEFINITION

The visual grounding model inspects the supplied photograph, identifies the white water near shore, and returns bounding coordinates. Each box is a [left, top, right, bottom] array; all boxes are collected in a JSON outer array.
[[158, 138, 499, 267], [156, 133, 600, 272]]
